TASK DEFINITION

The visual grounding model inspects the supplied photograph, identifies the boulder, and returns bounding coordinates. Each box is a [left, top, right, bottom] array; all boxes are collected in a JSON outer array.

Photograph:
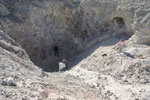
[[2, 77, 17, 86], [59, 62, 66, 71]]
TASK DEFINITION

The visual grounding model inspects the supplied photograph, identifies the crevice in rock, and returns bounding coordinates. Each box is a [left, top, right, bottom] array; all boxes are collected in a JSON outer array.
[[0, 21, 6, 33]]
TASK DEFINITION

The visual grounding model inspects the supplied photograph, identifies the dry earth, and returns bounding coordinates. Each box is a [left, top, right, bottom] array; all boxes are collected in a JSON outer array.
[[0, 30, 150, 100], [0, 0, 150, 100]]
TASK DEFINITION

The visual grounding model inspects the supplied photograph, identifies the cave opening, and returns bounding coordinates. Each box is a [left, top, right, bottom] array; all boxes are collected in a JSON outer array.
[[112, 17, 125, 29], [24, 40, 79, 73], [111, 16, 133, 38], [98, 16, 133, 46]]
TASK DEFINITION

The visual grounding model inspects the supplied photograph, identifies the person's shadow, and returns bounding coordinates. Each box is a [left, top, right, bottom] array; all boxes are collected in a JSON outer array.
[[123, 52, 135, 59]]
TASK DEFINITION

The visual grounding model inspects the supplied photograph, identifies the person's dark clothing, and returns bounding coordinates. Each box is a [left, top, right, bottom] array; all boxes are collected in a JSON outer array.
[[53, 46, 59, 57]]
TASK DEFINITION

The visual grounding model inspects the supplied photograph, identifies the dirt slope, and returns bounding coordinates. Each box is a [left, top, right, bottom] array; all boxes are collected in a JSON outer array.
[[67, 36, 150, 100], [0, 29, 150, 100]]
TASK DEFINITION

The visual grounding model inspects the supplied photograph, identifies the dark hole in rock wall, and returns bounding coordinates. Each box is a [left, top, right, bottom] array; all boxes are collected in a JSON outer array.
[[28, 45, 59, 72], [111, 17, 131, 36], [99, 17, 127, 36], [111, 17, 133, 42], [113, 17, 125, 28], [23, 40, 78, 72]]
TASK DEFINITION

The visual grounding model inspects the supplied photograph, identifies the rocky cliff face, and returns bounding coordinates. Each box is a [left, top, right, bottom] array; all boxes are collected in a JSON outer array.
[[0, 0, 150, 100], [0, 0, 149, 71]]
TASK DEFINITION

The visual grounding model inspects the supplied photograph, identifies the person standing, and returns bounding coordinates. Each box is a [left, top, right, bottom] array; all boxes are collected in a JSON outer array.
[[53, 45, 59, 57], [119, 39, 124, 52]]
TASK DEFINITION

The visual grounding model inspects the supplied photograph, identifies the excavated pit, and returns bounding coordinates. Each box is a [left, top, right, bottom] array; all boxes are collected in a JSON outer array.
[[21, 17, 131, 72], [0, 0, 135, 73], [1, 11, 133, 72]]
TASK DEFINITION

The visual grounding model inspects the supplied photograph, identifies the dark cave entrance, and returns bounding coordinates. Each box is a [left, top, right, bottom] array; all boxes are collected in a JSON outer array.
[[111, 17, 133, 38], [112, 17, 125, 29], [24, 40, 78, 73], [110, 17, 134, 49]]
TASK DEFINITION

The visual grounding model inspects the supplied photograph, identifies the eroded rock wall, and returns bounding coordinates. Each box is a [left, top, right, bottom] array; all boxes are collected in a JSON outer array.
[[0, 0, 149, 71]]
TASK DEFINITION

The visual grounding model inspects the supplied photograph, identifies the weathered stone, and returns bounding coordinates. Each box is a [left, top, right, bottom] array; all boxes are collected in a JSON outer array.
[[2, 77, 16, 86], [0, 3, 10, 16], [59, 62, 66, 71]]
